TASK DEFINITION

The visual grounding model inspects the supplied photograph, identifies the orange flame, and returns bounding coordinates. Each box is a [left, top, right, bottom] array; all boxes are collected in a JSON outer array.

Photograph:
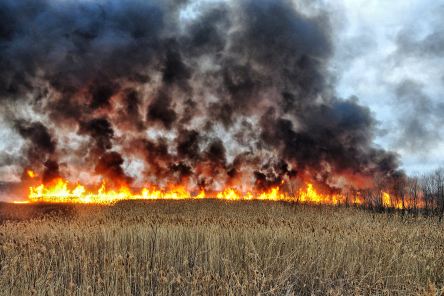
[[26, 170, 36, 178], [382, 192, 391, 208], [22, 178, 356, 205], [381, 192, 425, 210], [13, 177, 424, 209]]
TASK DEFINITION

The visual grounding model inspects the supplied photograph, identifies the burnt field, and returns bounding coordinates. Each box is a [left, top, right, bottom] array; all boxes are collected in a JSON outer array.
[[0, 201, 443, 295]]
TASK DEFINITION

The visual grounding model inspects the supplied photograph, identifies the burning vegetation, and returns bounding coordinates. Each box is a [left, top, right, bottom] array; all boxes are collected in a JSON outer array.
[[17, 171, 432, 212], [25, 178, 348, 205], [0, 0, 442, 215], [18, 177, 436, 213]]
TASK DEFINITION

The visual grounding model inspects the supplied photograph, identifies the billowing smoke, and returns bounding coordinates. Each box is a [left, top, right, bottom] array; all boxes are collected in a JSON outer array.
[[0, 0, 402, 193]]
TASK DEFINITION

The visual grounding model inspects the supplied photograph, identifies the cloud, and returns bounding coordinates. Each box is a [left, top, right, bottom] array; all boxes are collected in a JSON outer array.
[[333, 0, 444, 173]]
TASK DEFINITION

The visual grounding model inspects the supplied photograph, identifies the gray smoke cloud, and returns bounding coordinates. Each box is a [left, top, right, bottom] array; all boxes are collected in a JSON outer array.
[[0, 0, 402, 192], [391, 80, 444, 153], [387, 4, 444, 158]]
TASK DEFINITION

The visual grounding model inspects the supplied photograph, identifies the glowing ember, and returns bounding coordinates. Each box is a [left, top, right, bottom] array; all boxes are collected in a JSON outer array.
[[26, 170, 37, 178], [12, 200, 30, 204]]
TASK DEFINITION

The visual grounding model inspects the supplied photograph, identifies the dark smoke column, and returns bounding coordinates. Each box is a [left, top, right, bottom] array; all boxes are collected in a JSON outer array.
[[0, 0, 402, 192]]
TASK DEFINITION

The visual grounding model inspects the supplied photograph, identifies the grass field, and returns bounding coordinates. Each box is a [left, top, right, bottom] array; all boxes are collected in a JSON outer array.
[[0, 201, 443, 295]]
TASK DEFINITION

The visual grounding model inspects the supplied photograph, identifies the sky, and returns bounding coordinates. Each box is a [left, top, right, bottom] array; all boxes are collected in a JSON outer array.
[[330, 0, 444, 174]]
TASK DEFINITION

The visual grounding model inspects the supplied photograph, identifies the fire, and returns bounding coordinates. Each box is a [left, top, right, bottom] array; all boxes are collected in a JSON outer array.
[[299, 183, 344, 205], [381, 192, 425, 210], [23, 178, 355, 205], [15, 177, 423, 209], [382, 192, 391, 208], [26, 170, 36, 178]]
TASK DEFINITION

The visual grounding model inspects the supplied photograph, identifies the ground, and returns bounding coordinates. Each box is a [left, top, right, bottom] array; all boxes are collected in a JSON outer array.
[[0, 201, 443, 295]]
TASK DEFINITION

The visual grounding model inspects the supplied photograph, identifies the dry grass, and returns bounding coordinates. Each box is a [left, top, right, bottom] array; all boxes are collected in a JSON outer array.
[[0, 201, 443, 295]]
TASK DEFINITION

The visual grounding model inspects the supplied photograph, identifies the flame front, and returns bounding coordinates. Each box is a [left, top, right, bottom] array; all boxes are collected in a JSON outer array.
[[25, 178, 357, 205], [20, 178, 424, 209]]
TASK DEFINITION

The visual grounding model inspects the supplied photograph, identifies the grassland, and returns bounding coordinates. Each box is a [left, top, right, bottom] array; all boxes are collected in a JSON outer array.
[[0, 201, 443, 295]]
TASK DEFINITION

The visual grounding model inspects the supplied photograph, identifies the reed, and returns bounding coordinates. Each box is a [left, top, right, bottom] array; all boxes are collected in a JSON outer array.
[[0, 201, 443, 295]]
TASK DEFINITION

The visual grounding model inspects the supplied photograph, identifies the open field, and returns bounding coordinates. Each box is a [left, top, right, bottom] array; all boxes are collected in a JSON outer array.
[[0, 201, 443, 295]]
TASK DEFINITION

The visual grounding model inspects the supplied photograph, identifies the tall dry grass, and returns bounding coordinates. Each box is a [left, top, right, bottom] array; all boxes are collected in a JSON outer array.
[[0, 200, 443, 295]]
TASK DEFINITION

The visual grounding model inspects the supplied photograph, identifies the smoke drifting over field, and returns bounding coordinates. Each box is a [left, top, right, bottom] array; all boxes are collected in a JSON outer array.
[[0, 0, 402, 192]]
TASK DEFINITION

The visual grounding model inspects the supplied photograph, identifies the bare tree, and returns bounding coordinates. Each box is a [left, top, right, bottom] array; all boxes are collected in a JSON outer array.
[[407, 175, 420, 216], [420, 173, 434, 216], [433, 169, 444, 221]]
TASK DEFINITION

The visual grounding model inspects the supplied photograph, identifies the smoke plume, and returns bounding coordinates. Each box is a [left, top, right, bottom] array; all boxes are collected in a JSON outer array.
[[0, 0, 402, 192]]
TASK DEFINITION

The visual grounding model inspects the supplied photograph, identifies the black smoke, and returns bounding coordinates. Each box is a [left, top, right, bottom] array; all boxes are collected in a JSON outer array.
[[79, 118, 114, 152], [0, 0, 402, 191]]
